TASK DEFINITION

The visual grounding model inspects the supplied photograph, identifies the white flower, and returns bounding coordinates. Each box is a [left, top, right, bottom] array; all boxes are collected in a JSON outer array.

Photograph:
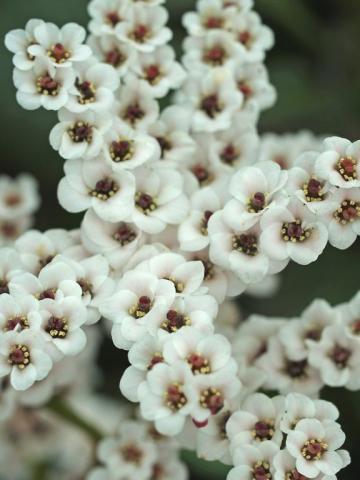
[[0, 248, 25, 296], [127, 46, 186, 98], [224, 161, 288, 231], [0, 218, 32, 246], [13, 60, 75, 111], [227, 441, 279, 480], [102, 119, 160, 171], [129, 167, 189, 234], [179, 69, 243, 133], [337, 291, 360, 340], [196, 409, 233, 465], [116, 79, 159, 131], [66, 59, 120, 113], [101, 270, 176, 348], [49, 109, 112, 160], [315, 136, 360, 189], [227, 393, 284, 449], [308, 324, 360, 390], [286, 418, 349, 478], [80, 209, 144, 271], [182, 0, 235, 37], [322, 188, 360, 250], [151, 449, 189, 480], [178, 187, 222, 252], [139, 362, 196, 436], [87, 33, 137, 77], [0, 293, 40, 332], [115, 5, 172, 53], [57, 157, 136, 222], [88, 0, 131, 36], [0, 329, 52, 390], [0, 174, 40, 220], [4, 19, 44, 70], [28, 22, 92, 73], [260, 198, 329, 266]]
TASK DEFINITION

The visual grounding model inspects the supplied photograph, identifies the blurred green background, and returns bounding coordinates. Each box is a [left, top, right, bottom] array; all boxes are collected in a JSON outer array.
[[1, 0, 360, 478]]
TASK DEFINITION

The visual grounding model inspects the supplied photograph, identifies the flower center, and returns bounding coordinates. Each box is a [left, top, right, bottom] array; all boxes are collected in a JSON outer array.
[[252, 461, 272, 480], [303, 178, 325, 202], [113, 223, 137, 245], [0, 279, 9, 295], [248, 192, 266, 213], [90, 178, 119, 200], [301, 439, 328, 461], [351, 319, 360, 334], [131, 24, 150, 43], [75, 78, 96, 104], [8, 344, 30, 369], [286, 469, 309, 480], [4, 316, 29, 332], [165, 383, 187, 411], [200, 93, 222, 118], [110, 139, 134, 162], [135, 192, 157, 214], [0, 221, 18, 239], [200, 388, 224, 415], [47, 43, 70, 64], [129, 295, 152, 318], [78, 278, 93, 297], [232, 233, 258, 256], [192, 164, 212, 185], [187, 353, 211, 374], [36, 74, 60, 96], [282, 221, 311, 243], [305, 327, 322, 341], [68, 122, 93, 143], [105, 47, 126, 67], [239, 30, 252, 47], [106, 11, 121, 26], [205, 16, 224, 29], [238, 81, 253, 99], [161, 309, 191, 333], [330, 345, 351, 369], [37, 288, 56, 300], [151, 463, 165, 480], [336, 156, 357, 181], [121, 444, 143, 464], [220, 144, 239, 165], [164, 277, 185, 293], [123, 103, 145, 126], [201, 210, 213, 235], [334, 200, 360, 224], [204, 45, 227, 66], [144, 64, 161, 84], [286, 359, 308, 378], [45, 316, 68, 338], [147, 353, 164, 370], [156, 136, 172, 158], [252, 420, 275, 441]]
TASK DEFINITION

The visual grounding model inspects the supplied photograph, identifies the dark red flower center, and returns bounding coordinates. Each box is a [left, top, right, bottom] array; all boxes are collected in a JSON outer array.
[[334, 200, 360, 224], [287, 469, 310, 480], [8, 344, 30, 369], [192, 164, 212, 185], [238, 81, 253, 99], [90, 178, 118, 200], [147, 353, 164, 370], [286, 359, 308, 378], [48, 43, 70, 64], [303, 178, 324, 201], [36, 74, 59, 96], [45, 316, 68, 338], [38, 288, 56, 300], [145, 64, 161, 84], [105, 48, 126, 67], [75, 78, 96, 104], [121, 444, 143, 464], [68, 122, 93, 143], [336, 156, 357, 181], [301, 439, 328, 461], [205, 16, 224, 29], [123, 103, 145, 125], [220, 144, 238, 165], [253, 420, 274, 441], [129, 295, 152, 318], [110, 139, 134, 162], [249, 192, 266, 212], [239, 30, 252, 47], [282, 220, 311, 243], [166, 384, 187, 411], [106, 11, 121, 26], [204, 45, 226, 65], [232, 233, 258, 256], [113, 224, 137, 245], [253, 462, 272, 480], [135, 192, 157, 213], [161, 309, 191, 333], [201, 94, 222, 118], [188, 353, 211, 374], [4, 316, 29, 332], [330, 345, 351, 369], [200, 388, 224, 415], [132, 24, 149, 43]]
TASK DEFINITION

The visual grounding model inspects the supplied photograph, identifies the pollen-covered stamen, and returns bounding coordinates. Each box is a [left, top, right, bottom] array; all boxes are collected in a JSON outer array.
[[239, 30, 252, 47], [200, 210, 213, 235], [161, 309, 191, 333], [286, 469, 309, 480], [68, 121, 93, 143], [165, 383, 187, 411], [220, 144, 239, 165], [144, 64, 161, 85], [192, 164, 212, 185], [123, 103, 145, 126], [37, 288, 56, 300], [252, 420, 275, 441], [156, 136, 172, 158], [135, 192, 157, 214], [238, 80, 253, 100], [47, 43, 70, 64], [204, 45, 227, 66], [205, 16, 224, 29], [200, 93, 222, 118], [147, 353, 164, 370], [109, 139, 134, 162], [334, 200, 360, 224], [113, 223, 137, 245], [302, 178, 325, 202], [200, 388, 224, 415], [252, 461, 272, 480], [232, 233, 258, 256], [187, 353, 211, 374], [336, 156, 357, 181], [106, 11, 121, 26], [164, 277, 185, 293], [121, 444, 143, 465], [286, 359, 308, 378], [282, 220, 312, 243], [45, 316, 68, 338], [90, 178, 119, 201], [0, 279, 9, 295], [131, 24, 150, 43], [78, 278, 93, 297], [8, 344, 30, 369], [105, 47, 126, 67], [330, 345, 351, 369], [129, 295, 153, 318], [301, 439, 328, 461], [248, 192, 266, 213], [75, 78, 96, 104], [4, 316, 29, 332], [36, 74, 60, 96]]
